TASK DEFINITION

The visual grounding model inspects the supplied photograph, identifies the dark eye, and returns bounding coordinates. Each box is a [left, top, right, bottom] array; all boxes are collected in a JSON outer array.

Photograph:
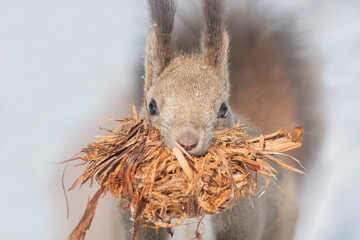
[[149, 98, 158, 115], [218, 102, 228, 118]]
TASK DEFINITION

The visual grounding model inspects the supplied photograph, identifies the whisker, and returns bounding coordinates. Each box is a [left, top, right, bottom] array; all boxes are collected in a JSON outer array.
[[241, 90, 266, 109]]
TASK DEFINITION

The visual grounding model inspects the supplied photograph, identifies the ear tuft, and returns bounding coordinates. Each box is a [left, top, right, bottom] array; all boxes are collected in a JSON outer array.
[[201, 0, 229, 87], [144, 0, 176, 92]]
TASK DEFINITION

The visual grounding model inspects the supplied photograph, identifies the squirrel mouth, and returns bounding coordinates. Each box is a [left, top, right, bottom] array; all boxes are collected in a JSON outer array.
[[175, 142, 209, 157]]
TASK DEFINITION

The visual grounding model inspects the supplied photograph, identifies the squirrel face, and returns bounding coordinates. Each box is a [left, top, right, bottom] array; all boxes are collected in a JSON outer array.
[[142, 0, 232, 156], [144, 56, 234, 156]]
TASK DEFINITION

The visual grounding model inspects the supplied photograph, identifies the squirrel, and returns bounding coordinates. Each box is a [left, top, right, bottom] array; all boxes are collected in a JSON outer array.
[[115, 0, 324, 239]]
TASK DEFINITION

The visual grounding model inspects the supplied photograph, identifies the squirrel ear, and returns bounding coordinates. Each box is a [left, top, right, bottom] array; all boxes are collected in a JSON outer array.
[[144, 0, 176, 92], [201, 0, 229, 91]]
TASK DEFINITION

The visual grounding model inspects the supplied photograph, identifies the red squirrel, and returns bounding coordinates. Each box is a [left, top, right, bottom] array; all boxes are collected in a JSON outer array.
[[116, 0, 323, 239]]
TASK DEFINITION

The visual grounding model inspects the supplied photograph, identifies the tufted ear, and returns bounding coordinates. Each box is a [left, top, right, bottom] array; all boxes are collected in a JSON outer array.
[[144, 0, 176, 92], [201, 0, 230, 92]]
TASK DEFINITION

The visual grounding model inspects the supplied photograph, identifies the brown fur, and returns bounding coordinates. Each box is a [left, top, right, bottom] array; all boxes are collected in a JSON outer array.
[[119, 0, 323, 239]]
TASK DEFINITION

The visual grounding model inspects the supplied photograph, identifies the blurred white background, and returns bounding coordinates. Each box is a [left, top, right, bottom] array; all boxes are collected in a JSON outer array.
[[0, 0, 359, 239]]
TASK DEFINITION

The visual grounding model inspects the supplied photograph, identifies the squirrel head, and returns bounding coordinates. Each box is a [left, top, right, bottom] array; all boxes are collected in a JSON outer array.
[[142, 0, 233, 156]]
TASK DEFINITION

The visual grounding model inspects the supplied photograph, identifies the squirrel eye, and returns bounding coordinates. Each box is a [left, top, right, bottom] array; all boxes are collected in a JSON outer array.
[[218, 102, 228, 118], [148, 98, 158, 115]]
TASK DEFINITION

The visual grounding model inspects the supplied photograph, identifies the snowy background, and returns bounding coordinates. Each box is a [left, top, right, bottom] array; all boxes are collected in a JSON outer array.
[[0, 0, 359, 239]]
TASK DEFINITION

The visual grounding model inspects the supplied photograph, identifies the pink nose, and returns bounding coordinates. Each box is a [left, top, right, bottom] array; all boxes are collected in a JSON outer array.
[[177, 131, 199, 151]]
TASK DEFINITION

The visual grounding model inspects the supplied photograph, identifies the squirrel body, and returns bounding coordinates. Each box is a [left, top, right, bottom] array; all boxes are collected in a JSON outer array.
[[117, 0, 323, 239]]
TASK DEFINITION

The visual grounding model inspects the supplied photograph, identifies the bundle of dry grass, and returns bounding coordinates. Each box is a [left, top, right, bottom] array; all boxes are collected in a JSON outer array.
[[66, 105, 304, 240]]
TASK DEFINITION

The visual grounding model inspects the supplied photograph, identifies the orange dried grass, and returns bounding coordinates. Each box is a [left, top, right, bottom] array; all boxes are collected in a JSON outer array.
[[66, 106, 304, 240]]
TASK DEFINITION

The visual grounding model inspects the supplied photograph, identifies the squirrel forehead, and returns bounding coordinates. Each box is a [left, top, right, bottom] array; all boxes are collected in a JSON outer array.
[[154, 56, 225, 95]]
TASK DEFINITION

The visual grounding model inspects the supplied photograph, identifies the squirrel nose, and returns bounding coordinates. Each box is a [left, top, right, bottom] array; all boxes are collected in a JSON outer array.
[[177, 131, 199, 151]]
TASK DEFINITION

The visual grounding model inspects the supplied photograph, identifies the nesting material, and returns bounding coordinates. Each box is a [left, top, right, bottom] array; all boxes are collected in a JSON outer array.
[[66, 106, 304, 240]]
